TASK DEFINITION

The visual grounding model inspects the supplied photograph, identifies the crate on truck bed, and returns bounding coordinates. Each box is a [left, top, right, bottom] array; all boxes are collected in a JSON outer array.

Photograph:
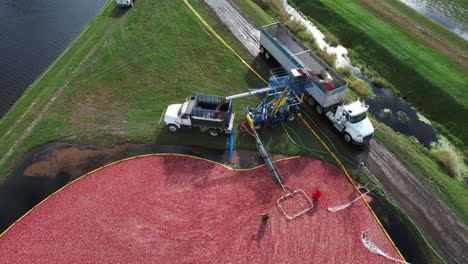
[[188, 94, 233, 128]]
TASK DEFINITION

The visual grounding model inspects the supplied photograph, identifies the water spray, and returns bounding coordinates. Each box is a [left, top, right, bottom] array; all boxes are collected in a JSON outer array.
[[362, 232, 410, 264], [328, 186, 376, 213]]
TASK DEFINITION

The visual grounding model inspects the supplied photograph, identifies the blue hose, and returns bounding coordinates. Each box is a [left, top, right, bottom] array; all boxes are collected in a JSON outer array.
[[228, 130, 235, 162]]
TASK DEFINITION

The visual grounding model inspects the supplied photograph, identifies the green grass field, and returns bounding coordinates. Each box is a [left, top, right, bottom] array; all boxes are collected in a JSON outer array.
[[291, 0, 468, 147], [233, 0, 275, 26], [374, 0, 467, 56], [0, 0, 343, 179]]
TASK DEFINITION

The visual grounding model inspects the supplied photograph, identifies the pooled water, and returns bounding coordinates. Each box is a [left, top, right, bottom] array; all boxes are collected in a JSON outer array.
[[282, 0, 351, 68], [399, 0, 468, 40]]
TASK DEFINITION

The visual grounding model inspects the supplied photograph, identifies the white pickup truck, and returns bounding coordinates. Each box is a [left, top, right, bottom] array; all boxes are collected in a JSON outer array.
[[115, 0, 133, 7], [259, 23, 374, 144]]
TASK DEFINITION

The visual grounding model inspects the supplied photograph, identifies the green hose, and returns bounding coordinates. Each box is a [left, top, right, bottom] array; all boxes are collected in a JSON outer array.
[[364, 172, 447, 264], [281, 122, 328, 159]]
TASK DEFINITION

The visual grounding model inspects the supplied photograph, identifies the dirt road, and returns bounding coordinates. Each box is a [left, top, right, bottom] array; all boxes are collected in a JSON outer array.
[[205, 0, 260, 55], [368, 140, 468, 264], [203, 1, 468, 263]]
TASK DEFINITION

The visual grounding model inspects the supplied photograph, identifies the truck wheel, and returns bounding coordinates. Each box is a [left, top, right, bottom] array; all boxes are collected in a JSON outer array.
[[260, 46, 265, 54], [287, 114, 296, 122], [265, 51, 271, 60], [168, 124, 179, 132], [307, 96, 315, 106], [209, 128, 220, 137], [344, 133, 352, 144], [316, 105, 324, 115]]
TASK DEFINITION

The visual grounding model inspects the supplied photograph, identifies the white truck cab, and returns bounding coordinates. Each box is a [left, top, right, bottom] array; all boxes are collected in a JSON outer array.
[[164, 103, 191, 132], [115, 0, 133, 7], [325, 101, 374, 144]]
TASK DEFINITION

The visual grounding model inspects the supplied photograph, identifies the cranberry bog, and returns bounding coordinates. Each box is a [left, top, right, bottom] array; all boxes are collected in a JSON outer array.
[[0, 155, 403, 263]]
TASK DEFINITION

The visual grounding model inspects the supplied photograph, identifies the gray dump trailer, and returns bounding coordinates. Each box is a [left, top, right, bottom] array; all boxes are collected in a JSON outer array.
[[259, 22, 348, 113], [259, 23, 374, 144]]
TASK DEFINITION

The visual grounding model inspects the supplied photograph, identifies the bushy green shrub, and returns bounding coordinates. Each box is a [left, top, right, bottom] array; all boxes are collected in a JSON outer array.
[[347, 78, 372, 98], [372, 76, 386, 88], [323, 31, 339, 47], [317, 49, 337, 68], [433, 151, 459, 178], [337, 66, 352, 77]]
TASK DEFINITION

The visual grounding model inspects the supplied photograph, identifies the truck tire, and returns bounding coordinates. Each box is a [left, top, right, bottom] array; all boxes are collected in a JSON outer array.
[[260, 46, 265, 54], [307, 95, 315, 106], [168, 124, 179, 132], [209, 128, 220, 137], [316, 105, 324, 115], [344, 133, 352, 144], [265, 51, 271, 60]]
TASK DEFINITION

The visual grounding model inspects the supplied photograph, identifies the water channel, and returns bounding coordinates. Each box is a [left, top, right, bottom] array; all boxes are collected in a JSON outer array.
[[399, 0, 468, 40], [0, 0, 108, 118], [353, 68, 438, 148]]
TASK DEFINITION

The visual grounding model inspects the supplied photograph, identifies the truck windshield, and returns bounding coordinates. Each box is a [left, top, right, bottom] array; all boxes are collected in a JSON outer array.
[[350, 112, 366, 123], [177, 105, 182, 116]]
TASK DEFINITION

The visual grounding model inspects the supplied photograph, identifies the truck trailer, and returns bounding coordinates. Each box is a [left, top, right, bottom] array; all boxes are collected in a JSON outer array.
[[259, 23, 374, 144]]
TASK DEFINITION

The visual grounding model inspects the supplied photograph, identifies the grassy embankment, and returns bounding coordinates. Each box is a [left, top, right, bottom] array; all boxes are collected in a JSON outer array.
[[359, 0, 467, 67], [292, 0, 468, 148], [0, 0, 344, 180]]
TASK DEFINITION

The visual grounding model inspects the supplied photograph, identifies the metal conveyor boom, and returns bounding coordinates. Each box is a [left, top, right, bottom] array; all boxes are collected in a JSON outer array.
[[225, 87, 274, 100]]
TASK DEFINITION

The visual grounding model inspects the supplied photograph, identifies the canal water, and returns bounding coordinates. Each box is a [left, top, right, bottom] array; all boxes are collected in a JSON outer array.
[[0, 0, 108, 118], [353, 68, 438, 148], [399, 0, 468, 40]]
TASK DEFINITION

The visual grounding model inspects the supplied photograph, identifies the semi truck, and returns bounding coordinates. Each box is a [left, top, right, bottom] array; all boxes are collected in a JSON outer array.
[[164, 94, 235, 136], [259, 23, 374, 144]]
